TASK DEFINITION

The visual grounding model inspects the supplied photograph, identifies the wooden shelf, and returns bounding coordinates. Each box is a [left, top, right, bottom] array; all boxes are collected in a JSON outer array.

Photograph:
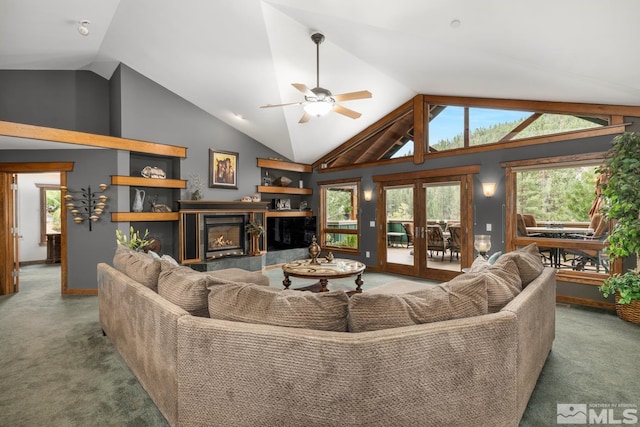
[[257, 158, 312, 173], [111, 212, 180, 222], [111, 175, 186, 188], [266, 210, 313, 217], [257, 185, 312, 195]]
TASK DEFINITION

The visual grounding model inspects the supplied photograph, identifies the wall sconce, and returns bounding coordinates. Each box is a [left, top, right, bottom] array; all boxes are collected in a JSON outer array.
[[482, 182, 497, 197], [474, 235, 492, 259], [61, 184, 108, 231], [363, 190, 373, 202]]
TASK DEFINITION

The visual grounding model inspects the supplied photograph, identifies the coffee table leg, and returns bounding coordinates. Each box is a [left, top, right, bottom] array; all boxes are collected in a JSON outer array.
[[283, 272, 291, 290], [355, 273, 363, 293]]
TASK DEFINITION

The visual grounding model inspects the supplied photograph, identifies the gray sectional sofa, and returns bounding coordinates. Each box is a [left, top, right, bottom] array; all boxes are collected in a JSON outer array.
[[98, 244, 556, 427]]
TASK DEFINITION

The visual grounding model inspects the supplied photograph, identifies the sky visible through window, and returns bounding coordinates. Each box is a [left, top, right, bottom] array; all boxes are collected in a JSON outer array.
[[392, 108, 531, 158]]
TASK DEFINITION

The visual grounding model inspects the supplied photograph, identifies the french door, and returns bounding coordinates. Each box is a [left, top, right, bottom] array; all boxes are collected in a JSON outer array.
[[379, 174, 473, 281]]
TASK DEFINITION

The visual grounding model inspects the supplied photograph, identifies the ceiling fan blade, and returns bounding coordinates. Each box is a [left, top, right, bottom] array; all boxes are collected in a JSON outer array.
[[333, 104, 362, 119], [292, 83, 315, 97], [298, 112, 312, 124], [260, 101, 302, 108], [333, 90, 372, 102]]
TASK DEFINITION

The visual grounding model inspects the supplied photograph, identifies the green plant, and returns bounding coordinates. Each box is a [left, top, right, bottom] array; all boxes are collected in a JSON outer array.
[[245, 220, 264, 236], [597, 132, 640, 304], [116, 226, 154, 251]]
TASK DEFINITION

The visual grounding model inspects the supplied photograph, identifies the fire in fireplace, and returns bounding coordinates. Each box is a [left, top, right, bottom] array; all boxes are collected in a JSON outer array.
[[204, 215, 246, 259]]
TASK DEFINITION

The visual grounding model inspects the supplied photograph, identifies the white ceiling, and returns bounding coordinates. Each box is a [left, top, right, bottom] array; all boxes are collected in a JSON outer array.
[[1, 0, 639, 162]]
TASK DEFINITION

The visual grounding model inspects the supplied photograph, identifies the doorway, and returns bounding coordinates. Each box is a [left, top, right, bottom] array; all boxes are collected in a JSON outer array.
[[0, 163, 72, 296], [377, 171, 474, 282]]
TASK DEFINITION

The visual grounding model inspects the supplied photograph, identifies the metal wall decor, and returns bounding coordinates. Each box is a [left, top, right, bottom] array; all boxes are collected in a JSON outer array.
[[61, 183, 108, 231]]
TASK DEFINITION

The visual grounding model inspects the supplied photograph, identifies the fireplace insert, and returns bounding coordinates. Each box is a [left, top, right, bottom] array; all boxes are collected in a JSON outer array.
[[204, 215, 246, 259]]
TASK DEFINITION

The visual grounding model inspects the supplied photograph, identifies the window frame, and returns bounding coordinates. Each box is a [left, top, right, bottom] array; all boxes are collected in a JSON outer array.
[[503, 152, 621, 285], [318, 178, 361, 254], [37, 184, 61, 246]]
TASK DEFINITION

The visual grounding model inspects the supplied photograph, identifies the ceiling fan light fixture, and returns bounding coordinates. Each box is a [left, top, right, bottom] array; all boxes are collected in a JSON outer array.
[[303, 100, 333, 117]]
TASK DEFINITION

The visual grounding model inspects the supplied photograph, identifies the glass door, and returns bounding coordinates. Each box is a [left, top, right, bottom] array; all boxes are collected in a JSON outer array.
[[380, 175, 468, 281]]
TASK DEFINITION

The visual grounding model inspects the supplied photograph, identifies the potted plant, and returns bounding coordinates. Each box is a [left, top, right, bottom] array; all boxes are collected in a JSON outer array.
[[597, 132, 640, 323], [245, 220, 264, 256], [116, 226, 155, 252]]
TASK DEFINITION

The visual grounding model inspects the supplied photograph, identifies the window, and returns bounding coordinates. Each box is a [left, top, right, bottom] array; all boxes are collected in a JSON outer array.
[[319, 179, 360, 252], [38, 185, 61, 245], [505, 154, 617, 282]]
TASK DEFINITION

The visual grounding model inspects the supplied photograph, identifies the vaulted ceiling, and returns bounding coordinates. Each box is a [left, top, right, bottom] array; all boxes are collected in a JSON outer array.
[[2, 0, 639, 163]]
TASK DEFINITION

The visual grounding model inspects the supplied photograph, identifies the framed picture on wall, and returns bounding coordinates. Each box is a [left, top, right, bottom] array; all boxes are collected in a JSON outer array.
[[209, 149, 238, 189]]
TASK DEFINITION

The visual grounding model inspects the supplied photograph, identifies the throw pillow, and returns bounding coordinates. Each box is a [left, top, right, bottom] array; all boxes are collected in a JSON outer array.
[[468, 256, 489, 272], [499, 243, 544, 286], [208, 283, 350, 332], [487, 251, 502, 265], [158, 261, 229, 317], [113, 243, 161, 291], [348, 274, 488, 332], [482, 257, 522, 312]]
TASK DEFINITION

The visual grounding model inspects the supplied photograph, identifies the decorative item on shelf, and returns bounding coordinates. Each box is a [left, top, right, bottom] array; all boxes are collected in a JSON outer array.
[[252, 193, 261, 202], [273, 176, 292, 187], [262, 170, 272, 186], [474, 235, 492, 259], [148, 195, 172, 213], [245, 220, 264, 256], [141, 166, 166, 179], [116, 226, 155, 252], [274, 198, 291, 210], [241, 196, 252, 202], [188, 174, 203, 200], [308, 235, 321, 265], [132, 188, 145, 213], [61, 183, 108, 231], [299, 201, 309, 211]]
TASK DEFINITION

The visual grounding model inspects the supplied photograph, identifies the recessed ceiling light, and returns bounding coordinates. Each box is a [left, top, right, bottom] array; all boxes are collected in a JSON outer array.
[[450, 19, 461, 29], [78, 20, 90, 36]]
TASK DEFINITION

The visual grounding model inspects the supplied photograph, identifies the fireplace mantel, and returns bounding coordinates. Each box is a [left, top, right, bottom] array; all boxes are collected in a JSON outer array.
[[178, 200, 270, 212]]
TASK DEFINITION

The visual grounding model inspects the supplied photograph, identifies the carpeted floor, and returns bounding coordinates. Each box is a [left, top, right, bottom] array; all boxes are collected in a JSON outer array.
[[0, 264, 639, 426]]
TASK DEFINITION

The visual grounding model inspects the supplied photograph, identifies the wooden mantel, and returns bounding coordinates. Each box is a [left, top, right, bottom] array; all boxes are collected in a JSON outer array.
[[177, 200, 271, 213]]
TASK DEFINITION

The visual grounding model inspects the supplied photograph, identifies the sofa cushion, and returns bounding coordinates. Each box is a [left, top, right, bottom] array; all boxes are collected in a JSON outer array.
[[158, 260, 229, 317], [112, 243, 161, 291], [208, 283, 350, 332], [209, 267, 270, 286], [348, 273, 488, 332], [482, 257, 523, 312], [468, 256, 489, 272], [498, 243, 544, 286]]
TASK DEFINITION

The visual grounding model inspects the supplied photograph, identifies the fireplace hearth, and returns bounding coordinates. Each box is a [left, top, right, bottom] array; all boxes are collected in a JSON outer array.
[[204, 215, 247, 259]]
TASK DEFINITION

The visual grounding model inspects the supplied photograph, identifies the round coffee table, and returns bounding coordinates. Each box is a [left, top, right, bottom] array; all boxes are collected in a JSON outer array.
[[282, 258, 366, 294]]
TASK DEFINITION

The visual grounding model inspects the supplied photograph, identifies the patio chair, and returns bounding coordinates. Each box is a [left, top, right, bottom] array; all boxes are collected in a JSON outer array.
[[565, 215, 609, 273], [402, 223, 414, 248], [448, 225, 461, 262], [427, 225, 448, 261]]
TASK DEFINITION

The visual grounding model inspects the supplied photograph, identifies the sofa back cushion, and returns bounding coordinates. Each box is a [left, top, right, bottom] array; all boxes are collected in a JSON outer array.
[[158, 260, 231, 317], [112, 244, 161, 291], [348, 274, 488, 332], [208, 283, 350, 332], [497, 243, 544, 286], [481, 257, 523, 312]]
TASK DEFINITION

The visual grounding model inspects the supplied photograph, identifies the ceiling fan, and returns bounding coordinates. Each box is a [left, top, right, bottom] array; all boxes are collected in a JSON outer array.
[[260, 32, 372, 123]]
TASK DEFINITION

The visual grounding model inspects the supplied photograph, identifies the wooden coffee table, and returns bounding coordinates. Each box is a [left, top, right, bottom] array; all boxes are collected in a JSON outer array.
[[282, 258, 366, 294]]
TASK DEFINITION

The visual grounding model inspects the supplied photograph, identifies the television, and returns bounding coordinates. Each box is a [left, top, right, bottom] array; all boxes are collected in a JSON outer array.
[[267, 216, 317, 251]]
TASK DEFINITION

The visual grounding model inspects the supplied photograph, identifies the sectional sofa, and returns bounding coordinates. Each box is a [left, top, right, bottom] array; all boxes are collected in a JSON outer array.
[[98, 243, 556, 426]]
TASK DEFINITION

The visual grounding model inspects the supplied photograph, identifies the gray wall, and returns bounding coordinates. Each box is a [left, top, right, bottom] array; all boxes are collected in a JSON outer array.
[[0, 67, 284, 290]]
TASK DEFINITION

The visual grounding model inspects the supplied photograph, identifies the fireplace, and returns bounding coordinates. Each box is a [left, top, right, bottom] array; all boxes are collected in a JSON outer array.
[[204, 215, 246, 259]]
